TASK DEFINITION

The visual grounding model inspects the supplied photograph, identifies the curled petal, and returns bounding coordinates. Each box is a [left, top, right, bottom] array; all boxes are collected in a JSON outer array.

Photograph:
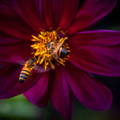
[[68, 0, 117, 34], [0, 62, 39, 98], [69, 30, 120, 77], [50, 68, 72, 120], [65, 64, 112, 110], [24, 72, 49, 107]]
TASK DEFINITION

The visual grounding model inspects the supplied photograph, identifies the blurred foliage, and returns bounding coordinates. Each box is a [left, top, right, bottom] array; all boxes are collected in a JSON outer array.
[[0, 95, 40, 120], [0, 95, 116, 120]]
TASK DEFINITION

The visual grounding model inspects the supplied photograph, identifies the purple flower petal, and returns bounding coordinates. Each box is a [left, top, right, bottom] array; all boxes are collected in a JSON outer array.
[[50, 68, 72, 120], [0, 19, 33, 42], [69, 30, 120, 77], [36, 0, 53, 29], [0, 0, 15, 17], [37, 0, 79, 29], [0, 41, 31, 63], [68, 0, 117, 34], [53, 0, 79, 29], [13, 0, 47, 32], [0, 1, 33, 41], [65, 63, 112, 110], [0, 62, 40, 98], [24, 72, 49, 107]]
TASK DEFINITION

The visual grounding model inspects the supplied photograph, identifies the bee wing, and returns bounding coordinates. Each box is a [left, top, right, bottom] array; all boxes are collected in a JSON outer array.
[[34, 65, 50, 73], [18, 60, 25, 66]]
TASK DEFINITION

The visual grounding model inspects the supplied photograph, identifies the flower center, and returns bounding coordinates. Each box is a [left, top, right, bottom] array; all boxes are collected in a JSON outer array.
[[31, 30, 70, 70]]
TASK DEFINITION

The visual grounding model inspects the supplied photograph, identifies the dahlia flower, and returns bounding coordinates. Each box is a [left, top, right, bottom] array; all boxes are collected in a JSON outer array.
[[0, 0, 120, 120]]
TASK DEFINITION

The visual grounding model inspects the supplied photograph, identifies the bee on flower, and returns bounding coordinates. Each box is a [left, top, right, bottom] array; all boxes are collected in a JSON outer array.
[[0, 0, 120, 120]]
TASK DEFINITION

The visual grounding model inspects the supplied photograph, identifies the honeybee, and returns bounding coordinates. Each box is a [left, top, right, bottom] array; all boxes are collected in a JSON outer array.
[[19, 58, 50, 83], [19, 39, 69, 83], [19, 58, 37, 83], [47, 39, 69, 60]]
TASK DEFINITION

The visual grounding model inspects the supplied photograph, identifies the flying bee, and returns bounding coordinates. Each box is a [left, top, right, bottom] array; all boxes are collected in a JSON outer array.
[[19, 58, 37, 83], [19, 58, 50, 83]]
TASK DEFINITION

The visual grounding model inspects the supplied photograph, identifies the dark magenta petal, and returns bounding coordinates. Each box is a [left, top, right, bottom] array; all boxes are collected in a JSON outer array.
[[69, 30, 120, 77], [0, 19, 33, 42], [0, 42, 31, 63], [37, 0, 79, 29], [0, 0, 15, 17], [37, 0, 54, 28], [24, 72, 49, 107], [1, 0, 79, 32], [68, 0, 117, 34], [50, 68, 72, 120], [52, 0, 79, 29], [13, 0, 47, 32], [0, 62, 39, 98], [0, 1, 34, 41], [58, 0, 79, 29], [65, 64, 112, 110]]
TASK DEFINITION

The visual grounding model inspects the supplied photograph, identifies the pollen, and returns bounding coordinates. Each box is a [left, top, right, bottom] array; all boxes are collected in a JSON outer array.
[[31, 30, 70, 70]]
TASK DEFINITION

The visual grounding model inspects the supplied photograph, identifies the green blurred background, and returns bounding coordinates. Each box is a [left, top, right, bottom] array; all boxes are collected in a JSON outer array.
[[0, 94, 120, 120]]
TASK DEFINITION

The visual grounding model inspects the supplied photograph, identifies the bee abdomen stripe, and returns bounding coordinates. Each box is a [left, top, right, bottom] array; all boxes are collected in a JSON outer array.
[[20, 76, 28, 80], [22, 70, 30, 74], [20, 73, 29, 77]]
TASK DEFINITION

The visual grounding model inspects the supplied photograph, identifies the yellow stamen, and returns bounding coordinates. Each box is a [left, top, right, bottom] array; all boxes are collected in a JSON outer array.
[[31, 30, 70, 70]]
